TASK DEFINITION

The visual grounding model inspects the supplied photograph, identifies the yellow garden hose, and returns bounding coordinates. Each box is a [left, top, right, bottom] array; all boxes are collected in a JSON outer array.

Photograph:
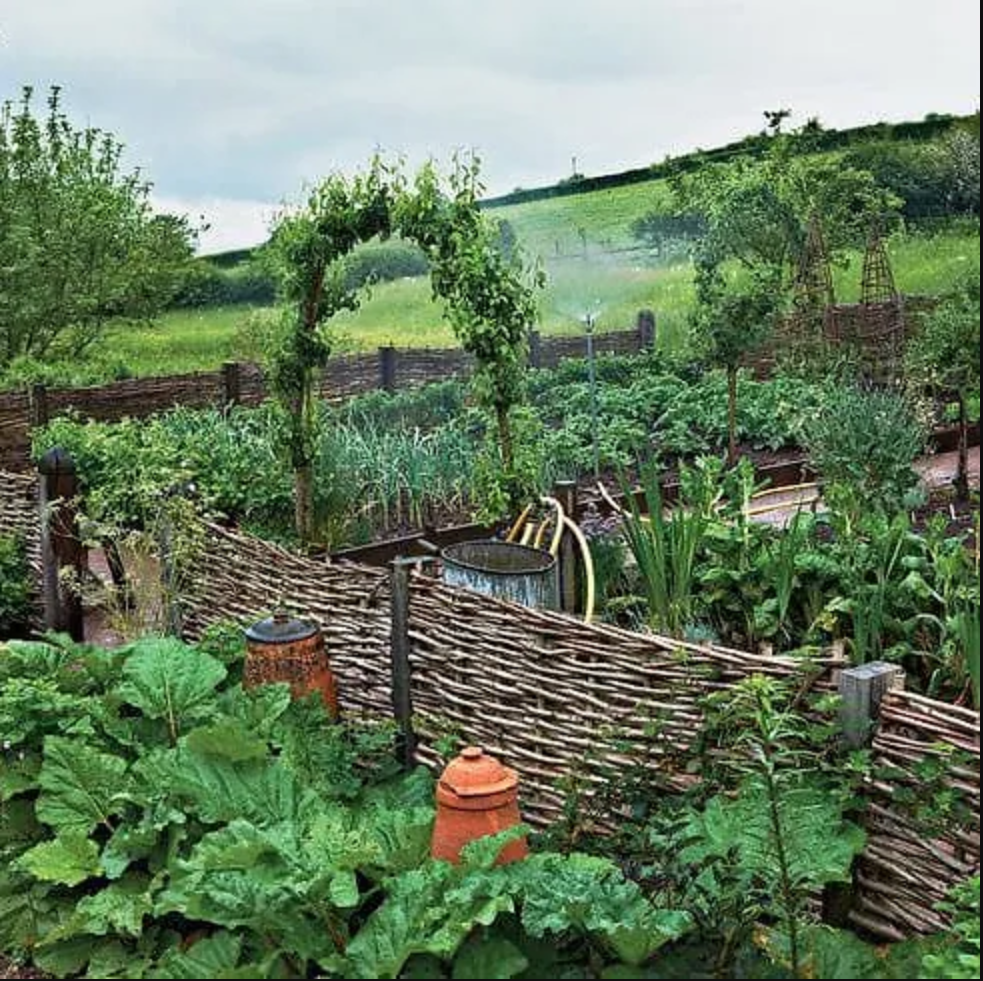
[[538, 495, 596, 624], [506, 502, 534, 543], [560, 511, 596, 624]]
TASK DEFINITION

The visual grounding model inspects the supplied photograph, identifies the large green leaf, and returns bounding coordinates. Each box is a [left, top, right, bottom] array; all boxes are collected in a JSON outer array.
[[149, 930, 247, 979], [156, 820, 339, 965], [452, 933, 528, 979], [0, 869, 64, 957], [44, 873, 155, 939], [516, 853, 691, 965], [343, 864, 456, 979], [164, 744, 315, 826], [35, 736, 129, 833], [684, 776, 865, 891], [184, 719, 270, 762], [15, 831, 102, 886], [117, 638, 226, 739], [0, 750, 42, 800], [33, 935, 112, 978]]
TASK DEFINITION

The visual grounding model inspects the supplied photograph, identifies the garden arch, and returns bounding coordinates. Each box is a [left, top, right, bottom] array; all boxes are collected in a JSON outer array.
[[266, 155, 542, 541]]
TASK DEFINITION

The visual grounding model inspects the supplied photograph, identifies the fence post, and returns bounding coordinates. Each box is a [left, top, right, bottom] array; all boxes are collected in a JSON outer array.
[[379, 345, 397, 393], [553, 479, 579, 614], [636, 309, 656, 351], [839, 661, 905, 748], [38, 447, 84, 641], [221, 361, 241, 410], [390, 558, 417, 769], [528, 330, 542, 369], [29, 383, 49, 428]]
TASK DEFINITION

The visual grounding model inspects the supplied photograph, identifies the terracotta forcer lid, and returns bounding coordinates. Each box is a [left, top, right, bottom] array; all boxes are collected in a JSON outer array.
[[439, 746, 518, 798], [244, 610, 319, 645]]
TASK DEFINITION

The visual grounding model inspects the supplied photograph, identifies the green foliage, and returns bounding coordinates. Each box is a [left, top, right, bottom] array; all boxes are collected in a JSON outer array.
[[673, 142, 902, 279], [345, 837, 691, 978], [0, 533, 32, 638], [1, 634, 699, 979], [620, 462, 711, 637], [0, 86, 196, 367], [906, 266, 980, 400], [674, 676, 865, 978], [803, 385, 929, 521], [397, 154, 544, 516], [919, 876, 981, 979]]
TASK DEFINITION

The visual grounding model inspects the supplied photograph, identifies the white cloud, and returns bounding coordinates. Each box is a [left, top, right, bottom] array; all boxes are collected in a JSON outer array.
[[152, 195, 275, 255], [3, 0, 979, 250]]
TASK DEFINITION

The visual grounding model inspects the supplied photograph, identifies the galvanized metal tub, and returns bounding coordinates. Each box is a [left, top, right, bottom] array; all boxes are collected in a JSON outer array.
[[440, 540, 559, 611]]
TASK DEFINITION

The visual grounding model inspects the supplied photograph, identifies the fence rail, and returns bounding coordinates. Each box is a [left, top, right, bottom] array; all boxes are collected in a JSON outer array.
[[0, 326, 653, 471], [173, 520, 979, 943], [0, 485, 978, 944]]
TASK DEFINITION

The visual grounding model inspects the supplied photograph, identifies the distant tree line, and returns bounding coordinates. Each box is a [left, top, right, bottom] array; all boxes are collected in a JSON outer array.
[[483, 111, 977, 209], [169, 238, 432, 310]]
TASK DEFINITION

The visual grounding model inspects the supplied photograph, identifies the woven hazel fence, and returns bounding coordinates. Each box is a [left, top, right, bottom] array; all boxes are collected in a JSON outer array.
[[179, 523, 395, 718], [178, 524, 839, 822], [175, 521, 980, 942], [849, 691, 980, 941], [0, 328, 652, 471], [0, 469, 41, 578], [404, 572, 839, 824]]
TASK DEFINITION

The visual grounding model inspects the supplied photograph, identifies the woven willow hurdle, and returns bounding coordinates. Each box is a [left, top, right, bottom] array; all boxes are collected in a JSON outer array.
[[850, 691, 980, 940], [177, 522, 979, 942], [0, 469, 41, 577]]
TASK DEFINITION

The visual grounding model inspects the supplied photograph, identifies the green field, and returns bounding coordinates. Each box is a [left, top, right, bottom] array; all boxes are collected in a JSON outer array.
[[74, 123, 977, 385]]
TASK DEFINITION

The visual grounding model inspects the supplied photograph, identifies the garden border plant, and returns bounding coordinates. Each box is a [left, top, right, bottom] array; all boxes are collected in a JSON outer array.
[[263, 151, 543, 542]]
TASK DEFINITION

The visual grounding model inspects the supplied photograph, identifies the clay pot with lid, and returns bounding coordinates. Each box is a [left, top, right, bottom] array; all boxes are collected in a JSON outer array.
[[431, 746, 528, 864], [243, 611, 338, 719]]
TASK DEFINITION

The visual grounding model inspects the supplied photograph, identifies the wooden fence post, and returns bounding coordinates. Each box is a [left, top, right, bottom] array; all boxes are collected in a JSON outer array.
[[636, 309, 656, 351], [390, 558, 417, 769], [839, 661, 905, 748], [38, 447, 84, 641], [221, 361, 241, 410], [379, 345, 397, 393], [553, 479, 579, 615], [29, 383, 48, 429], [528, 330, 542, 369]]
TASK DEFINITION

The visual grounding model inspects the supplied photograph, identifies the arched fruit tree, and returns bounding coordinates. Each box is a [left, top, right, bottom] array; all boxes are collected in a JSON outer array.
[[264, 154, 543, 543]]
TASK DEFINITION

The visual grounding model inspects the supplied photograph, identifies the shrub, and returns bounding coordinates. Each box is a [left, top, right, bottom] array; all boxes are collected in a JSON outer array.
[[803, 385, 930, 518], [0, 533, 32, 638]]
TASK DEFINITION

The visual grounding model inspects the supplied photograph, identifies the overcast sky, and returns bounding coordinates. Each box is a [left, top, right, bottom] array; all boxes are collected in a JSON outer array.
[[1, 0, 979, 253]]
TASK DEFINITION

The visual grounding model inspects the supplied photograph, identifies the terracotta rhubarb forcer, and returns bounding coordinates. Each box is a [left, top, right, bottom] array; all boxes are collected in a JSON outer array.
[[431, 746, 528, 864], [243, 611, 339, 719]]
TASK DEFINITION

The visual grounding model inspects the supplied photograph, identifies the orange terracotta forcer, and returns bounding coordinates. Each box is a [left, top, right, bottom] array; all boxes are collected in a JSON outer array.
[[243, 611, 339, 719], [431, 746, 528, 864]]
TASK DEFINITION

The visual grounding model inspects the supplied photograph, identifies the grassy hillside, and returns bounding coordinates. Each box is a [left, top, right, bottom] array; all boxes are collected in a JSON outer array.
[[491, 180, 674, 259], [94, 223, 978, 380]]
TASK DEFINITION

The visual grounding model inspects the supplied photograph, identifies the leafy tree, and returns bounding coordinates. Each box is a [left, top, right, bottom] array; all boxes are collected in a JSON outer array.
[[264, 157, 394, 543], [265, 153, 542, 542], [691, 261, 786, 466], [0, 86, 196, 366], [905, 266, 981, 501], [671, 138, 902, 282], [396, 156, 544, 518]]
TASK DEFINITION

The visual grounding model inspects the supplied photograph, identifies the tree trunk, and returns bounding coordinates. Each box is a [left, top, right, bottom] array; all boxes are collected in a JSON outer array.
[[294, 464, 314, 545], [955, 392, 969, 503], [726, 366, 738, 468], [496, 402, 514, 475]]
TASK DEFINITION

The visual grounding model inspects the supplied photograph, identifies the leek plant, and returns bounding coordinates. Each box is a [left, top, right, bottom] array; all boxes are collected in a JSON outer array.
[[621, 464, 709, 638]]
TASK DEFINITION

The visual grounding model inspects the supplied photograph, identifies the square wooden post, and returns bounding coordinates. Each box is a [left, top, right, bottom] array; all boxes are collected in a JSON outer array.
[[839, 661, 905, 748]]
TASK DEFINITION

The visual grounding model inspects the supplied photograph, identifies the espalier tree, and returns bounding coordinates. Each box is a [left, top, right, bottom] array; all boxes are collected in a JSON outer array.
[[0, 86, 195, 368], [266, 154, 542, 543], [674, 115, 902, 465]]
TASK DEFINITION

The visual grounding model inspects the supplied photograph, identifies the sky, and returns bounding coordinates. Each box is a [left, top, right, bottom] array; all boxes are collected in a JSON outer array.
[[1, 0, 979, 254]]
